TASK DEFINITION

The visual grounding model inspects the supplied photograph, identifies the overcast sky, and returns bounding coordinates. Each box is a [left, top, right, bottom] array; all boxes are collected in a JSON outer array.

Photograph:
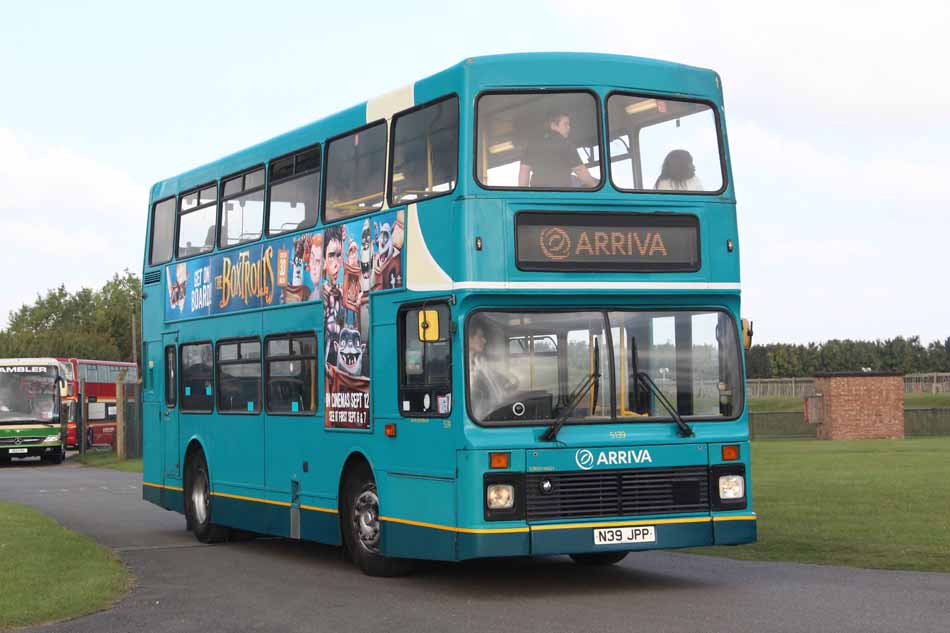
[[2, 1, 947, 344]]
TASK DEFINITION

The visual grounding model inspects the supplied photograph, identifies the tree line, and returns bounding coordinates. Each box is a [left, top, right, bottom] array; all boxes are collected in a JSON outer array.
[[0, 272, 141, 362], [746, 337, 950, 378]]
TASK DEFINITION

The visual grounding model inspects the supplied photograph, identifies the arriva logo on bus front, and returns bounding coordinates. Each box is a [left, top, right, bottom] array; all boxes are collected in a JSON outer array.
[[539, 226, 670, 261], [575, 448, 653, 470]]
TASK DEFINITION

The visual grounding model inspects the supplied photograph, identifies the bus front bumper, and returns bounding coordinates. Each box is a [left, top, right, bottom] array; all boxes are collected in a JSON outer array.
[[456, 514, 757, 559], [2, 444, 65, 459]]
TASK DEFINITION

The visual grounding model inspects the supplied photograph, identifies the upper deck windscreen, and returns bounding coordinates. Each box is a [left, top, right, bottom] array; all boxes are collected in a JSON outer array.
[[476, 91, 602, 190], [607, 94, 724, 193]]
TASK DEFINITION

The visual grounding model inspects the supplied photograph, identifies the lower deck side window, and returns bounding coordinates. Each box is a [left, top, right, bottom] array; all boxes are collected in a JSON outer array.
[[180, 342, 214, 412], [265, 333, 318, 414], [218, 339, 262, 414]]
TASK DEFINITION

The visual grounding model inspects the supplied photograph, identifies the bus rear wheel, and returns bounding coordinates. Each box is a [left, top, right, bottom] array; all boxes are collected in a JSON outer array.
[[569, 551, 629, 566], [342, 464, 412, 577], [184, 452, 230, 544]]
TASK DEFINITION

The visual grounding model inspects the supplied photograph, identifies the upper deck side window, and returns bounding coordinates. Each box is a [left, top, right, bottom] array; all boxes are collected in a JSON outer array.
[[606, 94, 725, 194], [177, 183, 218, 259], [149, 198, 177, 266], [389, 96, 459, 206], [220, 167, 266, 248], [475, 91, 602, 191], [324, 121, 387, 223], [268, 146, 321, 236]]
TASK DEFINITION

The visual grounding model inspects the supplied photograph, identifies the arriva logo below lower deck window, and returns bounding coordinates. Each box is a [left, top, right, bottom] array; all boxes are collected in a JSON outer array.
[[575, 448, 653, 470]]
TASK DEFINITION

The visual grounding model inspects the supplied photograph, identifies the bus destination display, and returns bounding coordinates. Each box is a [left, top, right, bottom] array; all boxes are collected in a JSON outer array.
[[516, 212, 700, 272]]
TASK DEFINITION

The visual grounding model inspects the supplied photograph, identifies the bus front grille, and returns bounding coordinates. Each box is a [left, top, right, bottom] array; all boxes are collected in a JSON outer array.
[[525, 466, 710, 522], [0, 436, 46, 445]]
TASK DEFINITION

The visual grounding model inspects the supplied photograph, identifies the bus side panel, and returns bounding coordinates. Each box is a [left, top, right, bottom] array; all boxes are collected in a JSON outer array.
[[380, 473, 456, 560], [142, 400, 164, 506]]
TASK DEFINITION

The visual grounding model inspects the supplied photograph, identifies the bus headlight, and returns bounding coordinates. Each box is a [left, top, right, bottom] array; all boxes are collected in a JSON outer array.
[[486, 484, 515, 510], [718, 475, 745, 500], [44, 435, 61, 443]]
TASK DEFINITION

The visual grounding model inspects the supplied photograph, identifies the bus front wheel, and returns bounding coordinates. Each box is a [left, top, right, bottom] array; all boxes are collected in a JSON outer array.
[[341, 464, 412, 577], [184, 452, 230, 544], [569, 551, 629, 566]]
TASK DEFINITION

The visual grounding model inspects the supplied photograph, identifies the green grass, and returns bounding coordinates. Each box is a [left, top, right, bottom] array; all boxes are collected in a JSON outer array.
[[905, 392, 950, 409], [691, 438, 950, 571], [748, 392, 950, 413], [749, 397, 804, 412], [73, 451, 143, 473], [0, 501, 131, 629]]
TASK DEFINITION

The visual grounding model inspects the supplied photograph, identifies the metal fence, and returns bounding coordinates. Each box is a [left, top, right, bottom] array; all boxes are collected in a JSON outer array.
[[747, 373, 950, 399], [904, 373, 950, 394], [116, 382, 142, 459], [746, 378, 815, 399]]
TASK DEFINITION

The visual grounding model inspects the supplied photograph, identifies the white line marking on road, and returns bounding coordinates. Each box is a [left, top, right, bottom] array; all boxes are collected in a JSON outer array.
[[115, 543, 209, 553]]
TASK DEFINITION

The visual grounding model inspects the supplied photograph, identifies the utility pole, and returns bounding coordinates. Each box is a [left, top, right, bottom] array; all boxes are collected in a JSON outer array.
[[79, 379, 86, 459], [131, 309, 138, 371], [116, 369, 127, 460]]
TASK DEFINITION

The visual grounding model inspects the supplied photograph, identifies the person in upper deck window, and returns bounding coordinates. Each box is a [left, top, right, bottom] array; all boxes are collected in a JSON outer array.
[[518, 112, 598, 189], [655, 149, 704, 191]]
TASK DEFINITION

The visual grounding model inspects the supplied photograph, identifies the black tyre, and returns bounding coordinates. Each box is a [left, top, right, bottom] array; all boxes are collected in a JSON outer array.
[[569, 551, 629, 566], [44, 448, 65, 465], [341, 463, 412, 577], [184, 452, 230, 543]]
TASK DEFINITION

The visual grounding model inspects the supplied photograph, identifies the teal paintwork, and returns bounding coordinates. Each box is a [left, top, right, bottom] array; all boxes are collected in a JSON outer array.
[[526, 443, 709, 472], [714, 517, 758, 545], [140, 53, 752, 562]]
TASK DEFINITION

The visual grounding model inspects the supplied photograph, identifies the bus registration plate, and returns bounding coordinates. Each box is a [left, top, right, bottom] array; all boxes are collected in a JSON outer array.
[[594, 526, 656, 545], [9, 448, 28, 454]]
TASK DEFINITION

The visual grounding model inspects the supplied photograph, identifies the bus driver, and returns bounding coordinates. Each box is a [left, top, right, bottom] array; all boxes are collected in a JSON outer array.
[[468, 324, 518, 419]]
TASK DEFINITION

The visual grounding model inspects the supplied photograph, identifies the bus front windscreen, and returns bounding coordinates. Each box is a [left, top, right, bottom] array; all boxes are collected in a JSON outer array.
[[0, 365, 58, 424], [466, 310, 743, 425]]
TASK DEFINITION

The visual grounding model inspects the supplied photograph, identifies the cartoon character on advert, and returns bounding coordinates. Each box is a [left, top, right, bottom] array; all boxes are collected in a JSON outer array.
[[359, 219, 374, 294], [334, 326, 368, 378], [308, 233, 323, 288], [281, 234, 312, 303], [167, 263, 188, 312], [373, 218, 403, 290], [322, 225, 345, 359]]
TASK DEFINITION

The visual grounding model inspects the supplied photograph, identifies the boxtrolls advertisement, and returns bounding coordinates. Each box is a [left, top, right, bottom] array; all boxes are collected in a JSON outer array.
[[165, 209, 404, 430]]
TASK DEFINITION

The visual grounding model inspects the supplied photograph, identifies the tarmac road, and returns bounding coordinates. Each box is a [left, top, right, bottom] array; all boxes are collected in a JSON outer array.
[[3, 460, 949, 633]]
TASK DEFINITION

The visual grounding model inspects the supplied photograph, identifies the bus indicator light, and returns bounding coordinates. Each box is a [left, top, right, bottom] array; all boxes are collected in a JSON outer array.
[[385, 423, 397, 438], [489, 452, 510, 469], [722, 445, 739, 461]]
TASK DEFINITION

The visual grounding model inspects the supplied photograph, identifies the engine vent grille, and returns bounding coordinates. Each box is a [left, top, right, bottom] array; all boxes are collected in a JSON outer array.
[[525, 466, 710, 522]]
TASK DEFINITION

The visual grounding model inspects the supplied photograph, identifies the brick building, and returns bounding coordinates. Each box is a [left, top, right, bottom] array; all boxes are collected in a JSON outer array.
[[812, 372, 904, 440]]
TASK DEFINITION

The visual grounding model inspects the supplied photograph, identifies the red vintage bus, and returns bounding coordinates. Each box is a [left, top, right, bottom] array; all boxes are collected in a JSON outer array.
[[58, 358, 137, 449]]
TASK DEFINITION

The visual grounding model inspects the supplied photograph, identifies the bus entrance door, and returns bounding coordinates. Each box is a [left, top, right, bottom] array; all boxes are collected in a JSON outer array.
[[162, 333, 181, 490]]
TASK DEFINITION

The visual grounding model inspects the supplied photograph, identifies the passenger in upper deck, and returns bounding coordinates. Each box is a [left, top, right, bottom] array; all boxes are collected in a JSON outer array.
[[655, 149, 703, 191], [518, 112, 597, 189]]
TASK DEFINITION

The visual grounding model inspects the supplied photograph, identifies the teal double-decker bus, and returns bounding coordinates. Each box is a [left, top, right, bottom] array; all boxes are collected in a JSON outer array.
[[141, 53, 755, 576]]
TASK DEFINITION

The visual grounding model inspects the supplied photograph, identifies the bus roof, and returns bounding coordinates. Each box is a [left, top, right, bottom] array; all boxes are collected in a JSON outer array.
[[0, 358, 62, 367], [148, 52, 721, 203]]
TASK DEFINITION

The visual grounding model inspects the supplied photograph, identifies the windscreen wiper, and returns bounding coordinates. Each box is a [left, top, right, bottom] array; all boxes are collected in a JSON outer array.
[[541, 340, 600, 442], [636, 371, 695, 438]]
